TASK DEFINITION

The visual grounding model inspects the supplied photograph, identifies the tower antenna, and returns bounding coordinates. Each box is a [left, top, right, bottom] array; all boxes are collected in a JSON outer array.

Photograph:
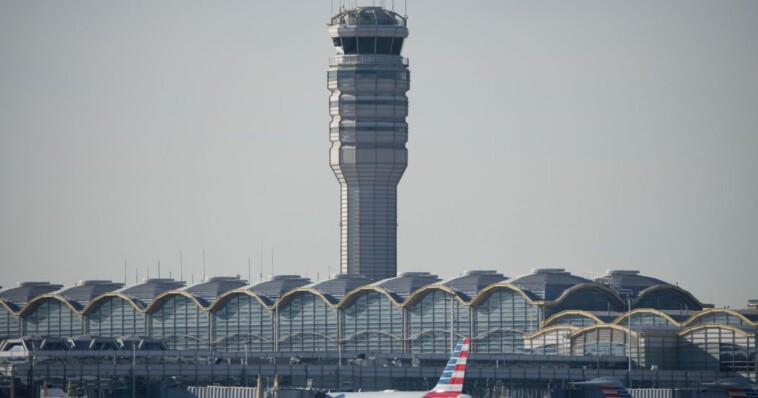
[[248, 257, 252, 283], [179, 251, 184, 282], [271, 247, 274, 277], [124, 261, 127, 285], [260, 236, 264, 281], [202, 249, 206, 281]]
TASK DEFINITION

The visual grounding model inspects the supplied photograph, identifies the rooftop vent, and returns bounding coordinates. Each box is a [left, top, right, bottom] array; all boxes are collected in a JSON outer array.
[[270, 275, 306, 281], [531, 268, 567, 274], [463, 270, 498, 276], [748, 299, 758, 308], [142, 278, 177, 283], [398, 272, 433, 277], [18, 281, 56, 287], [76, 280, 117, 286], [332, 273, 365, 279], [203, 276, 244, 283], [606, 270, 640, 275]]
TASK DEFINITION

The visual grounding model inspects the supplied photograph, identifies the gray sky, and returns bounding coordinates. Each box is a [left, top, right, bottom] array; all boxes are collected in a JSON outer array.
[[1, 1, 756, 308]]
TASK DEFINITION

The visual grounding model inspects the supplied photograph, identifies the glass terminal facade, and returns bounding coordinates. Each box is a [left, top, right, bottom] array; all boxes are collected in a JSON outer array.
[[0, 269, 755, 379]]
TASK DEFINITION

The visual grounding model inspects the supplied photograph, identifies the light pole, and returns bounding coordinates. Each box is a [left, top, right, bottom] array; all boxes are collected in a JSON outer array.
[[626, 294, 633, 389], [132, 342, 136, 398], [446, 295, 456, 353], [9, 364, 15, 398], [617, 288, 634, 389], [244, 343, 249, 387]]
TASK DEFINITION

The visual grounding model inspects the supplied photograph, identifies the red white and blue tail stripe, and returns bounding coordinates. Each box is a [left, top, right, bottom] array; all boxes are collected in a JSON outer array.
[[424, 337, 470, 398], [573, 377, 632, 398]]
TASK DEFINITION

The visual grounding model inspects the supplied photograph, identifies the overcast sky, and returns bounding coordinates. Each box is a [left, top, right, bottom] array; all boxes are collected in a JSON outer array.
[[1, 1, 756, 308]]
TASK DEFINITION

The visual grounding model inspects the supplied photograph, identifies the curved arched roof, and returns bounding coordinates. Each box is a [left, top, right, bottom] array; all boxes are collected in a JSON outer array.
[[0, 270, 748, 323], [82, 278, 186, 314], [438, 270, 507, 301], [594, 270, 669, 297], [683, 308, 758, 327], [524, 324, 580, 339], [403, 284, 470, 307], [569, 324, 640, 339], [148, 276, 247, 311], [542, 310, 606, 327], [247, 275, 311, 304], [330, 7, 406, 27], [736, 308, 758, 322], [180, 276, 247, 307], [117, 278, 186, 307], [611, 308, 681, 326], [678, 324, 757, 337], [302, 274, 373, 304], [341, 285, 406, 307], [370, 272, 441, 302], [19, 280, 124, 313], [633, 284, 704, 310], [57, 280, 124, 309], [209, 275, 312, 311], [0, 282, 63, 312], [508, 269, 591, 301], [545, 283, 625, 308]]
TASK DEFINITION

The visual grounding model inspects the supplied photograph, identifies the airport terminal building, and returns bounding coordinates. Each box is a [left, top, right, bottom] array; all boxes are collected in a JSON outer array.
[[1, 5, 756, 396], [1, 268, 756, 382]]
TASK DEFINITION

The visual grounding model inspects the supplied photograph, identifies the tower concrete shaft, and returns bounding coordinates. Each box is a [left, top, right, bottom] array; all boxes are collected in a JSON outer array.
[[328, 7, 410, 281]]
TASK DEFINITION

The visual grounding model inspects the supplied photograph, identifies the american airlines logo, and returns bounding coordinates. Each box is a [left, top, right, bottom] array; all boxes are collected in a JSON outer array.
[[424, 338, 470, 398]]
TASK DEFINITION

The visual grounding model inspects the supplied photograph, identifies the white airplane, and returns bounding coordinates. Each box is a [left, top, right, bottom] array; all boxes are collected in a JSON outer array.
[[327, 337, 471, 398], [572, 377, 633, 398], [701, 378, 758, 398]]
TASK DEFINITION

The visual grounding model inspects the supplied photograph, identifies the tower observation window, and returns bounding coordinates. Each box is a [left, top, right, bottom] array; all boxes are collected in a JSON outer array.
[[334, 37, 404, 55], [390, 38, 403, 55], [376, 38, 393, 54], [341, 37, 358, 54], [357, 37, 376, 54]]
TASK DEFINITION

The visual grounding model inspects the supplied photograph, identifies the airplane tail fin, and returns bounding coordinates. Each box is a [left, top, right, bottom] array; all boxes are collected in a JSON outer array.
[[702, 379, 758, 398], [424, 337, 470, 398], [572, 377, 633, 398]]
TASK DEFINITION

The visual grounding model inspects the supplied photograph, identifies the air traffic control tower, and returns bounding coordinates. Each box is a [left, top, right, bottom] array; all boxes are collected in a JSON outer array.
[[328, 6, 410, 281]]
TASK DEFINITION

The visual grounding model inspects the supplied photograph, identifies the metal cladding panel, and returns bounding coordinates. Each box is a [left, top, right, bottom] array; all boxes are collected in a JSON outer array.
[[308, 275, 373, 302], [509, 270, 591, 301], [595, 270, 670, 297], [119, 279, 186, 307], [184, 278, 247, 305], [737, 309, 758, 321], [59, 282, 124, 307], [0, 282, 64, 310], [660, 310, 700, 322], [373, 272, 441, 301], [441, 271, 508, 301], [248, 276, 312, 303]]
